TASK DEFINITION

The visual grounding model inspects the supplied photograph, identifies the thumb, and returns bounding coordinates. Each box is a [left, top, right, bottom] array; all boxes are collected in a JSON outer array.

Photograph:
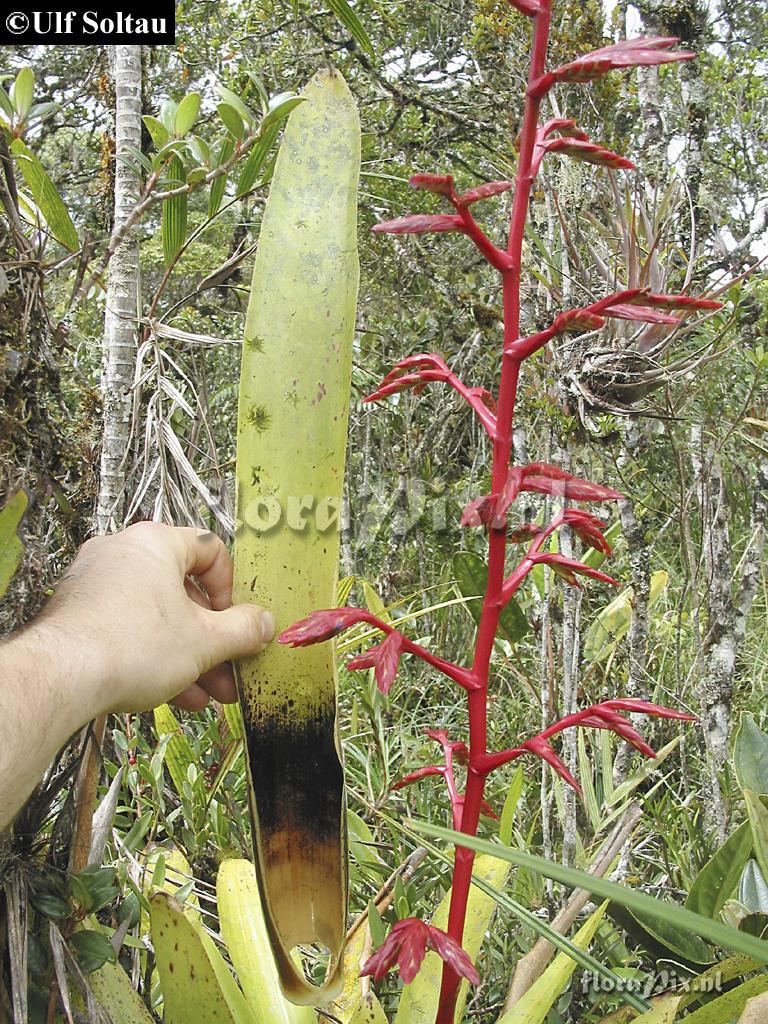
[[200, 603, 276, 666]]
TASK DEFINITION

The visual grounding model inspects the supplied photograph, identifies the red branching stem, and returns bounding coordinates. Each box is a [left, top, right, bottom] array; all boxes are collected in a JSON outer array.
[[435, 5, 553, 1021], [454, 203, 514, 273], [395, 632, 479, 691]]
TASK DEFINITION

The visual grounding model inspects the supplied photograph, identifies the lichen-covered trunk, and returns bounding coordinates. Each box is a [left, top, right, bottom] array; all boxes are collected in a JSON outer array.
[[96, 45, 141, 532], [691, 427, 767, 841]]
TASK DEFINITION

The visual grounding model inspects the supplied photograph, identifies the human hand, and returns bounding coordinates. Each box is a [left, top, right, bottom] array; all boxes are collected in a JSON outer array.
[[34, 522, 273, 715]]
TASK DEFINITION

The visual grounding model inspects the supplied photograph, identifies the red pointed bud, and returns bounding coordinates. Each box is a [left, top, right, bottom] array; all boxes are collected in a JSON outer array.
[[280, 607, 374, 646], [529, 552, 618, 587], [372, 214, 464, 235], [521, 463, 623, 502], [542, 137, 636, 171], [457, 180, 515, 206], [624, 291, 722, 312], [529, 37, 695, 97], [522, 735, 582, 793], [393, 765, 444, 790], [409, 173, 455, 196]]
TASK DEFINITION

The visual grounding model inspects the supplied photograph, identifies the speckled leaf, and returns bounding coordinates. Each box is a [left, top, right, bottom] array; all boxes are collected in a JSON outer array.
[[149, 891, 253, 1024], [349, 992, 388, 1024], [233, 68, 360, 1005]]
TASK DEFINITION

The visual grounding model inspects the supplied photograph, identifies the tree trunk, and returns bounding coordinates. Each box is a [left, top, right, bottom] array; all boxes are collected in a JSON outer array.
[[690, 426, 767, 841], [96, 45, 142, 533]]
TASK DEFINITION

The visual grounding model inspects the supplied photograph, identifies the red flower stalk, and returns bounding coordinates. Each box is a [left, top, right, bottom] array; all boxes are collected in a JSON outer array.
[[282, 5, 710, 1020]]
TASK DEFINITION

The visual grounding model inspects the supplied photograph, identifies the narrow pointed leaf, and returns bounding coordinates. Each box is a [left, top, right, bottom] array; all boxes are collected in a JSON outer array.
[[10, 140, 79, 251], [233, 69, 360, 1005], [496, 902, 608, 1024], [0, 490, 28, 600], [153, 704, 194, 800], [412, 822, 768, 964], [161, 154, 187, 265], [327, 0, 375, 56], [208, 137, 235, 218]]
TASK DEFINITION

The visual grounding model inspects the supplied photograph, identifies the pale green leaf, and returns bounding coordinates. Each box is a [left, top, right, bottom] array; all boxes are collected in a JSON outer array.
[[174, 93, 201, 136], [10, 139, 79, 251], [143, 115, 169, 149], [412, 821, 768, 964], [0, 490, 28, 600], [216, 860, 315, 1024], [496, 902, 608, 1024], [735, 715, 768, 795], [11, 67, 34, 119]]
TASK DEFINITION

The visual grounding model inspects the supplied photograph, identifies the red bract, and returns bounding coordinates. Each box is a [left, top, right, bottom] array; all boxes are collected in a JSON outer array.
[[347, 631, 403, 695], [360, 918, 479, 986], [457, 180, 515, 206], [604, 303, 681, 325], [560, 508, 612, 554], [535, 137, 636, 175], [529, 37, 695, 97], [463, 464, 621, 533], [625, 291, 722, 312], [466, 386, 498, 414], [279, 607, 374, 646], [410, 173, 455, 196], [528, 552, 617, 587], [522, 735, 581, 793], [393, 765, 443, 789], [521, 463, 623, 502], [372, 214, 464, 235], [552, 308, 606, 333], [364, 369, 445, 401], [508, 522, 543, 544], [602, 698, 697, 722], [505, 0, 541, 17]]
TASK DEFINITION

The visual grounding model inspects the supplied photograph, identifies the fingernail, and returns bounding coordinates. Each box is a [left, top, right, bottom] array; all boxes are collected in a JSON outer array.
[[260, 610, 275, 644]]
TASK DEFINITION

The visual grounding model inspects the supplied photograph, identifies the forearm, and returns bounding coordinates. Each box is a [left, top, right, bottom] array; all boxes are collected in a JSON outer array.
[[0, 621, 97, 830]]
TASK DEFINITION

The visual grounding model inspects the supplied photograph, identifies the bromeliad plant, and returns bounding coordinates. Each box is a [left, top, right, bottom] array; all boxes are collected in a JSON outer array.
[[280, 3, 720, 1022]]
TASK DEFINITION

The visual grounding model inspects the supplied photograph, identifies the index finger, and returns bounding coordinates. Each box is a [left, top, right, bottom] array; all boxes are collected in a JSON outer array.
[[124, 522, 235, 610], [177, 528, 234, 610]]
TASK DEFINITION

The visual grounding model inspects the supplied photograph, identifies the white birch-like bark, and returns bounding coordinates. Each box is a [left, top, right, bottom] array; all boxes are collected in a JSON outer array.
[[96, 46, 142, 533]]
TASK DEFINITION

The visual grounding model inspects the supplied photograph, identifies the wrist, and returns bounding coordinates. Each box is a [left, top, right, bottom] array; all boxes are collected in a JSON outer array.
[[12, 615, 105, 733]]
